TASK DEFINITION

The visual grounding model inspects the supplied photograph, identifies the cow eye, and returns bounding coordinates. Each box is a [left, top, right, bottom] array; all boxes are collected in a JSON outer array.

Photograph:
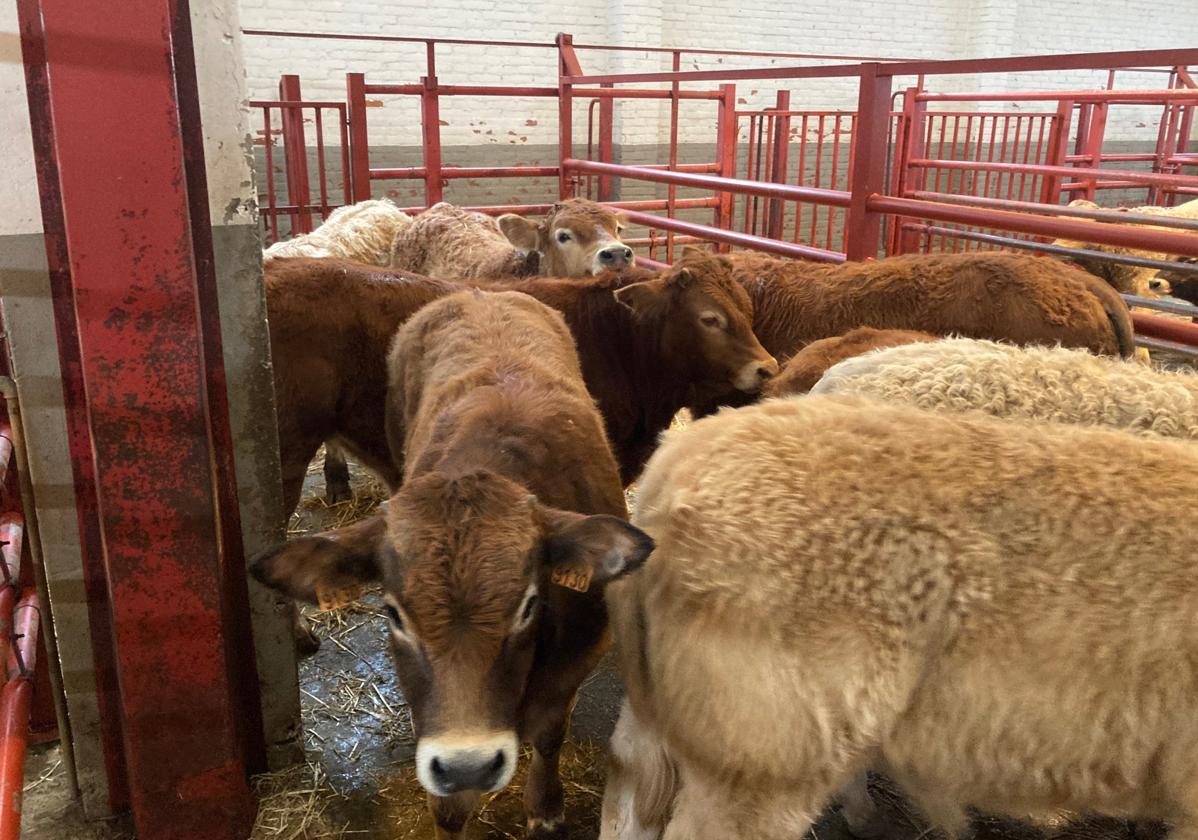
[[383, 603, 404, 633], [700, 313, 722, 329], [556, 230, 572, 244], [521, 594, 539, 623], [616, 224, 625, 234]]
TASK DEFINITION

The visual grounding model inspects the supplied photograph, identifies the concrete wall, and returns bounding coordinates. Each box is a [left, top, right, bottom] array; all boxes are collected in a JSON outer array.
[[0, 0, 301, 817]]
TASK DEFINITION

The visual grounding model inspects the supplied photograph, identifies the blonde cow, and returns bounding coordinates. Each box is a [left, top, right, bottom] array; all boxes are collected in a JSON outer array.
[[390, 198, 633, 280], [1054, 197, 1198, 297], [811, 337, 1198, 440], [262, 199, 412, 266], [601, 396, 1198, 840]]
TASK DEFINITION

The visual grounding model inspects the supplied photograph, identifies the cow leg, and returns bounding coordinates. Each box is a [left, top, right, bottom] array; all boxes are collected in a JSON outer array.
[[523, 697, 571, 839], [600, 699, 673, 840], [322, 441, 352, 504], [429, 790, 480, 840], [837, 771, 886, 838]]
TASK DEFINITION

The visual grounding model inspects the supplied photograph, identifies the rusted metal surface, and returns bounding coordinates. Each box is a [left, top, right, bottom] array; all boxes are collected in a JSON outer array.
[[19, 1, 262, 837]]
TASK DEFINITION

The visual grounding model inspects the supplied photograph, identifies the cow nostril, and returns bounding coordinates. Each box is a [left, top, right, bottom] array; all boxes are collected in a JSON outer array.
[[488, 751, 505, 775], [621, 247, 633, 259], [430, 757, 448, 783], [757, 365, 774, 380]]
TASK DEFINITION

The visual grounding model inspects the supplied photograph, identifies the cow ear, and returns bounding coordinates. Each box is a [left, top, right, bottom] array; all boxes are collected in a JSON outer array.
[[498, 214, 541, 251], [613, 277, 669, 316], [680, 244, 709, 261], [538, 507, 654, 591], [673, 267, 694, 289], [250, 513, 385, 604]]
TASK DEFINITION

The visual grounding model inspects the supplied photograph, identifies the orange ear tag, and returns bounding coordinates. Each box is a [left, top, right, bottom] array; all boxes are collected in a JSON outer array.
[[315, 583, 362, 611], [550, 562, 594, 593]]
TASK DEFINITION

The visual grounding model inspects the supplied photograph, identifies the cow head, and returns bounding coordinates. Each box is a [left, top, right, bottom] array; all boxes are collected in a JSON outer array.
[[1053, 199, 1174, 297], [498, 199, 632, 277], [1154, 255, 1198, 304], [250, 470, 653, 797], [613, 246, 779, 393]]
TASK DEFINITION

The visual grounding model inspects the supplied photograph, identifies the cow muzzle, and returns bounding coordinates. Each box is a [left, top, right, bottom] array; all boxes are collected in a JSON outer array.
[[416, 730, 519, 796], [593, 244, 634, 273], [734, 355, 779, 393]]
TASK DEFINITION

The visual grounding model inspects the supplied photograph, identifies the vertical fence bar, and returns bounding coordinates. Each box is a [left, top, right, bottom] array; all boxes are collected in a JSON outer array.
[[766, 90, 791, 240], [1080, 102, 1108, 201], [713, 84, 737, 247], [1039, 99, 1073, 205], [845, 64, 893, 261], [346, 72, 371, 201], [666, 51, 680, 262], [263, 106, 278, 241], [421, 41, 444, 205], [278, 74, 312, 235], [313, 107, 330, 217], [598, 82, 614, 201], [339, 104, 353, 206], [557, 33, 579, 200]]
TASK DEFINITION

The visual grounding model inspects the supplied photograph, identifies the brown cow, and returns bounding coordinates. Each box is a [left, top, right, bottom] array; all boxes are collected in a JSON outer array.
[[266, 249, 774, 513], [391, 199, 632, 280], [324, 199, 632, 502], [726, 250, 1135, 360], [763, 327, 940, 398], [254, 289, 654, 839]]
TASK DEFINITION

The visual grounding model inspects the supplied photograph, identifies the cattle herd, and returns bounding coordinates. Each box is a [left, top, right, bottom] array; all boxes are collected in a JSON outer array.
[[252, 197, 1198, 840]]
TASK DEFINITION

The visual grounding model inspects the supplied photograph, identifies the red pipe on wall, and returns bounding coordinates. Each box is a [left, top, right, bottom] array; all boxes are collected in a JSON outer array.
[[0, 590, 40, 840]]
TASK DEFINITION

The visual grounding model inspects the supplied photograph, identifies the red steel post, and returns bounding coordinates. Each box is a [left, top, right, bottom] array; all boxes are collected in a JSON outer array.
[[766, 90, 792, 240], [278, 74, 313, 234], [347, 72, 372, 201], [598, 83, 615, 201], [845, 64, 894, 261], [666, 51, 681, 262], [1078, 102, 1108, 200], [0, 590, 39, 840], [557, 33, 580, 199], [18, 2, 261, 836], [420, 76, 444, 205], [714, 84, 738, 248], [421, 41, 444, 205], [1039, 99, 1074, 206]]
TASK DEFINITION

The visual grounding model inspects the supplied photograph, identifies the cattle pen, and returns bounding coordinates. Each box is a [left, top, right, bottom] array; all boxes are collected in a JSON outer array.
[[4, 5, 1198, 839], [246, 32, 1198, 355]]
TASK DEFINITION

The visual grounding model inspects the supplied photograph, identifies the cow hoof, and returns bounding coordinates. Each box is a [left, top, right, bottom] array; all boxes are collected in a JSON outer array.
[[324, 483, 353, 505], [527, 815, 567, 839]]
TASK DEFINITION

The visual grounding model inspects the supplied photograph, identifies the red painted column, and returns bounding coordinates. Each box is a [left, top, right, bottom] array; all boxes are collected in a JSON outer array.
[[17, 1, 258, 838], [845, 64, 894, 261]]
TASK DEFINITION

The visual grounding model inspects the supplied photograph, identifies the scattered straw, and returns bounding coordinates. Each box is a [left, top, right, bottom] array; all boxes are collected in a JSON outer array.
[[24, 759, 62, 793], [250, 761, 346, 840]]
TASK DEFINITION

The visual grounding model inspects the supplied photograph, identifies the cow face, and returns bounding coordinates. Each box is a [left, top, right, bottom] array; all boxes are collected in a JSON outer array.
[[498, 199, 632, 277], [1154, 255, 1198, 304], [249, 470, 653, 798], [614, 246, 779, 393]]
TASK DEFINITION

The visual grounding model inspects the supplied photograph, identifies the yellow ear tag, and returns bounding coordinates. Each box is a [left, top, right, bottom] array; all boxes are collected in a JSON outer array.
[[315, 583, 362, 611], [550, 563, 593, 593]]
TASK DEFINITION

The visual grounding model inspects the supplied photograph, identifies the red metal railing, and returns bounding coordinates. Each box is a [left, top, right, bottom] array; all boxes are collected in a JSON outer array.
[[246, 31, 1198, 351], [251, 75, 352, 245]]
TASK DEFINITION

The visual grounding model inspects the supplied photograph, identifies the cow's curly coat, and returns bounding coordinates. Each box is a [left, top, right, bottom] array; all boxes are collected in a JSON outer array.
[[389, 202, 541, 279], [810, 337, 1198, 440], [263, 199, 412, 266], [602, 395, 1198, 840]]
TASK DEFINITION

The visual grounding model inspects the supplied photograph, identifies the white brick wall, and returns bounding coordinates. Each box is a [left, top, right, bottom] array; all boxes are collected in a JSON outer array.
[[238, 0, 1197, 149]]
